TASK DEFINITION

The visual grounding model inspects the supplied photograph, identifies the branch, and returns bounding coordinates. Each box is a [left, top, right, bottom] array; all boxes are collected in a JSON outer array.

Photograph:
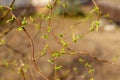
[[52, 32, 120, 66], [0, 0, 15, 21], [23, 28, 49, 80], [19, 59, 26, 80]]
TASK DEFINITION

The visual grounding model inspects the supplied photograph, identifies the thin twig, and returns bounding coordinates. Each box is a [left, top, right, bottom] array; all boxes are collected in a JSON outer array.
[[92, 0, 98, 8], [52, 32, 120, 66], [19, 59, 26, 80], [0, 25, 15, 39], [23, 28, 49, 80], [0, 0, 15, 21]]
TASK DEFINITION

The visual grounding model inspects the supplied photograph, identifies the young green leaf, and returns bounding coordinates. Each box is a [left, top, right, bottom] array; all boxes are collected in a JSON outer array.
[[22, 17, 27, 25], [0, 39, 5, 45], [30, 16, 34, 23], [55, 65, 62, 70]]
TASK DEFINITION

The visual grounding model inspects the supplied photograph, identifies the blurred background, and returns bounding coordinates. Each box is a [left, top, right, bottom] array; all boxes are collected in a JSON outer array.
[[0, 0, 120, 80]]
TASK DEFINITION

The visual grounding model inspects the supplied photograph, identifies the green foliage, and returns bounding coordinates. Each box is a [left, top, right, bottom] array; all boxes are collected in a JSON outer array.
[[0, 39, 5, 45], [103, 13, 110, 18], [35, 24, 41, 29], [41, 44, 49, 55], [42, 34, 49, 40], [58, 33, 63, 38], [30, 16, 35, 23], [52, 52, 61, 58], [90, 20, 100, 32], [79, 58, 85, 63], [88, 68, 95, 74], [90, 6, 99, 14], [3, 60, 9, 67], [17, 27, 23, 31], [52, 48, 65, 58], [6, 16, 15, 23], [48, 59, 54, 64], [78, 57, 95, 80], [47, 26, 51, 32], [17, 17, 27, 31], [72, 33, 83, 43], [90, 78, 94, 80], [21, 17, 27, 25], [11, 4, 15, 10], [95, 21, 100, 31], [62, 3, 67, 8], [0, 5, 3, 9], [85, 62, 92, 68], [70, 51, 77, 55], [56, 0, 61, 4], [1, 0, 114, 80], [55, 65, 62, 70], [41, 14, 51, 21], [60, 38, 68, 47], [46, 3, 53, 9]]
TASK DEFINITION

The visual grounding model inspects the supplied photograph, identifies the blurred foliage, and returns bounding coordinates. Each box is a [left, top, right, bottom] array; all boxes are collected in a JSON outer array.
[[54, 0, 91, 17]]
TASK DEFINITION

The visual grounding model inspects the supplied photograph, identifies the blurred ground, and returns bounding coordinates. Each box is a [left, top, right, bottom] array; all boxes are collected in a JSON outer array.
[[0, 5, 120, 80]]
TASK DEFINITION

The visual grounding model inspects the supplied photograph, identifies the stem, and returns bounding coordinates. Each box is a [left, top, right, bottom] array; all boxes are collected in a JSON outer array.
[[0, 0, 15, 21], [23, 28, 49, 80]]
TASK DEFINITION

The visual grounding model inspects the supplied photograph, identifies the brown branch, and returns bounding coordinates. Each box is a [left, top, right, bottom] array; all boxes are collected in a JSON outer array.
[[52, 33, 120, 66], [0, 0, 15, 21], [28, 55, 36, 80], [2, 3, 49, 79], [1, 3, 49, 79], [23, 28, 49, 80], [21, 68, 26, 80], [92, 0, 98, 8], [0, 12, 19, 39], [19, 59, 26, 80], [0, 25, 14, 39]]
